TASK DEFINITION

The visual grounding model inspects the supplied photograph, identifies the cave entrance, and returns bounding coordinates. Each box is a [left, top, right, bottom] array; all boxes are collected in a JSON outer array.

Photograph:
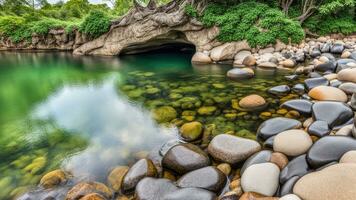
[[119, 31, 196, 56]]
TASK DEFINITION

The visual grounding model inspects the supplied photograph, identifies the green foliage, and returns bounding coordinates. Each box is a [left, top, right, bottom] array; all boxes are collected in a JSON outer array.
[[319, 0, 355, 15], [185, 4, 198, 18], [304, 15, 356, 35], [201, 2, 305, 47], [79, 10, 111, 39], [0, 16, 31, 43]]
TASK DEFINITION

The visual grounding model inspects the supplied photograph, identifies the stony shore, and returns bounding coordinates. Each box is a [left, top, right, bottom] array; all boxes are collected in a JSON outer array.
[[18, 36, 356, 200]]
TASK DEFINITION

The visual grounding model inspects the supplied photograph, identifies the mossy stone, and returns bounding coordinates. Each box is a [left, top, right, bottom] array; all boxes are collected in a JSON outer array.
[[152, 106, 177, 123], [197, 106, 217, 115], [180, 121, 203, 141]]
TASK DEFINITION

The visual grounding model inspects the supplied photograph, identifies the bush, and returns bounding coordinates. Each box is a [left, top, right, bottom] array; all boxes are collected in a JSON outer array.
[[0, 16, 32, 43], [185, 4, 199, 18], [201, 2, 305, 47], [304, 15, 356, 35], [79, 10, 111, 39]]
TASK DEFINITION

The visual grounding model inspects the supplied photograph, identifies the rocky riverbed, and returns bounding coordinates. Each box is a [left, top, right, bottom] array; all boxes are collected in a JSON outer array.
[[17, 36, 356, 200]]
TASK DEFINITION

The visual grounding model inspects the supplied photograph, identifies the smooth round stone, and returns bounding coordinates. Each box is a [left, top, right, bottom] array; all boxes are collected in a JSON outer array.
[[280, 154, 311, 184], [308, 86, 347, 102], [330, 79, 342, 87], [162, 188, 216, 200], [279, 176, 300, 196], [330, 43, 344, 54], [351, 93, 356, 110], [304, 77, 329, 91], [310, 49, 321, 58], [281, 99, 313, 115], [293, 163, 356, 200], [270, 152, 289, 170], [241, 163, 280, 196], [292, 84, 305, 94], [191, 52, 212, 64], [135, 178, 178, 200], [281, 59, 296, 68], [263, 136, 275, 148], [273, 129, 312, 157], [335, 124, 353, 136], [257, 117, 302, 141], [308, 72, 322, 78], [227, 68, 254, 79], [208, 134, 261, 165], [340, 150, 356, 163], [307, 120, 330, 137], [268, 85, 290, 96], [321, 53, 336, 62], [122, 159, 157, 191], [176, 166, 226, 192], [320, 43, 331, 53], [179, 121, 203, 141], [312, 101, 353, 128], [285, 75, 298, 81], [338, 68, 356, 83], [241, 150, 272, 174], [315, 62, 336, 72], [243, 55, 257, 66], [238, 94, 266, 110], [258, 61, 277, 69], [280, 194, 302, 200], [338, 82, 356, 94], [162, 143, 210, 174], [307, 136, 356, 168], [239, 192, 278, 200], [107, 166, 129, 192], [40, 169, 67, 189], [66, 182, 113, 200]]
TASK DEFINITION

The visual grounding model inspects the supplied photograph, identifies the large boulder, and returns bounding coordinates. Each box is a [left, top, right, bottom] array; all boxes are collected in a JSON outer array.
[[293, 163, 356, 200], [210, 41, 250, 61]]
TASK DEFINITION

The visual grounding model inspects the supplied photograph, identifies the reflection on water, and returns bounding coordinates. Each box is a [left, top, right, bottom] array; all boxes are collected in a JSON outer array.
[[33, 76, 176, 181]]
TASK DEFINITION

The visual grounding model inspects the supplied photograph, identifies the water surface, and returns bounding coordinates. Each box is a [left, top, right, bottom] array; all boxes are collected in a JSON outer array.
[[0, 51, 301, 199]]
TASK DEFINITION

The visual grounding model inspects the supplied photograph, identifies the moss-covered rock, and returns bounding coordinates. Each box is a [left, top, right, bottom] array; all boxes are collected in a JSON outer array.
[[180, 121, 203, 141], [152, 106, 177, 123], [197, 106, 217, 115], [40, 169, 68, 189]]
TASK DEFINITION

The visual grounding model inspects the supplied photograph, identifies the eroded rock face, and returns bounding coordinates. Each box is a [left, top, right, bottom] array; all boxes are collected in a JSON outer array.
[[73, 1, 220, 56]]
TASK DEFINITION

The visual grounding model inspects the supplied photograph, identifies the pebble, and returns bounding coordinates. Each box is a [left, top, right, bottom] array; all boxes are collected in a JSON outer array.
[[217, 163, 231, 176], [239, 192, 278, 200], [39, 169, 67, 189], [270, 152, 289, 170], [308, 86, 347, 102], [338, 82, 356, 94], [280, 99, 313, 115], [280, 194, 302, 200], [279, 176, 300, 196], [243, 55, 257, 66], [66, 182, 113, 200], [238, 94, 266, 110], [227, 68, 254, 79], [268, 85, 290, 96], [162, 187, 216, 200], [294, 163, 356, 200], [241, 150, 272, 175], [177, 166, 226, 192], [312, 101, 353, 128], [338, 68, 356, 83], [307, 120, 330, 137], [307, 136, 356, 168], [292, 84, 305, 94], [179, 121, 203, 141], [135, 178, 178, 200], [280, 154, 310, 184], [162, 143, 210, 174], [107, 166, 129, 192], [241, 163, 280, 196], [330, 43, 344, 54], [208, 134, 261, 165], [273, 129, 312, 156], [304, 77, 329, 91], [257, 117, 302, 141], [122, 159, 157, 191], [351, 93, 356, 110], [335, 124, 353, 136], [315, 62, 336, 72], [340, 150, 356, 163]]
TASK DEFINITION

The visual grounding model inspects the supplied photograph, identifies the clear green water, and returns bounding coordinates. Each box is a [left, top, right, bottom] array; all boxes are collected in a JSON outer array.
[[0, 51, 302, 199]]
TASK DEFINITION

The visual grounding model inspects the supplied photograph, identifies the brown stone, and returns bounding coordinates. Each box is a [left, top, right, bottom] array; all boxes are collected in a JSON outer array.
[[308, 86, 348, 102], [230, 179, 241, 190], [217, 163, 231, 176], [107, 166, 129, 192], [192, 52, 212, 64], [270, 152, 289, 170], [40, 169, 68, 189], [66, 182, 113, 200], [239, 192, 279, 200], [239, 95, 266, 109], [242, 55, 256, 66], [79, 193, 106, 200]]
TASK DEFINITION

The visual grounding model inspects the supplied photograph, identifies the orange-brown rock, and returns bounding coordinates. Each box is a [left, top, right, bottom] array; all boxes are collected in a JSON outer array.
[[239, 192, 279, 200], [270, 152, 289, 170], [66, 182, 113, 200], [40, 169, 68, 189], [107, 166, 129, 192]]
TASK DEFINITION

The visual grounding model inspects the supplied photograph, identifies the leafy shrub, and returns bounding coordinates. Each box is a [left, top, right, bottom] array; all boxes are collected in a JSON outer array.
[[0, 16, 32, 43], [30, 18, 68, 35], [304, 15, 356, 35], [79, 10, 111, 39], [201, 2, 305, 47], [185, 4, 199, 18]]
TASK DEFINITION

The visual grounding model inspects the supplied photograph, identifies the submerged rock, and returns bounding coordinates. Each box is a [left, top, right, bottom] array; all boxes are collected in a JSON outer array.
[[238, 94, 267, 110], [66, 182, 112, 200], [162, 143, 210, 174], [256, 117, 302, 141], [107, 166, 129, 192], [40, 169, 68, 189], [179, 121, 203, 141], [208, 134, 261, 165], [227, 68, 254, 79], [177, 166, 226, 192], [293, 163, 356, 200], [281, 99, 313, 115], [152, 106, 177, 123], [122, 159, 157, 191], [268, 85, 290, 96]]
